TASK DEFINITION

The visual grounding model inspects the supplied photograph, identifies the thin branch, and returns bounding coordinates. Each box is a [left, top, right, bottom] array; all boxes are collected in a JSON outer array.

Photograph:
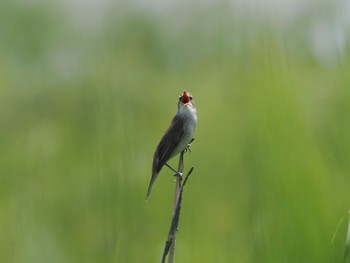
[[160, 151, 194, 263]]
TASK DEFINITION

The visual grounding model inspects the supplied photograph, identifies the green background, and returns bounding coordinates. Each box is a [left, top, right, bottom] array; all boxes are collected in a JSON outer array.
[[1, 1, 349, 262]]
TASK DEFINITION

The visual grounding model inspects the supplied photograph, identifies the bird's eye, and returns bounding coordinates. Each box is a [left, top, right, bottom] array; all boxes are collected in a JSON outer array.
[[189, 96, 193, 100], [179, 96, 182, 101]]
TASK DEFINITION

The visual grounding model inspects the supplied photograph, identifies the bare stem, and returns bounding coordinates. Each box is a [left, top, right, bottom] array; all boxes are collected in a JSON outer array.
[[168, 151, 184, 263], [161, 151, 193, 263]]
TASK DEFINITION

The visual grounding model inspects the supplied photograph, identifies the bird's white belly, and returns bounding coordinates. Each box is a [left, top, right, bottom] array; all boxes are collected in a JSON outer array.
[[171, 103, 197, 159], [171, 124, 194, 159]]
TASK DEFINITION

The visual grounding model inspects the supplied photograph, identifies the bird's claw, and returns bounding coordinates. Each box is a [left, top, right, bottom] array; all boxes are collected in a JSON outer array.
[[173, 172, 183, 178], [184, 138, 195, 153]]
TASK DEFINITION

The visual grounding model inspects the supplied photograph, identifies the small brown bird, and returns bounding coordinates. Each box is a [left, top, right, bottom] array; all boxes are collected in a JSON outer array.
[[146, 91, 198, 200]]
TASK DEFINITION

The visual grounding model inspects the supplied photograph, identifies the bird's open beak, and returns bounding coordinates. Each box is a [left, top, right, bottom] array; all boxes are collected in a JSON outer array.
[[181, 91, 190, 104]]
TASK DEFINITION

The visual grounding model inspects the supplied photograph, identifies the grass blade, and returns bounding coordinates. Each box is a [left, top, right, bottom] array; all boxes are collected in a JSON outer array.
[[344, 211, 350, 263]]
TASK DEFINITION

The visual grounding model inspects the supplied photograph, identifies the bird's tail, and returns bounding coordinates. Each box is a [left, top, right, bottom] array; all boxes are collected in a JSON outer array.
[[145, 173, 157, 201]]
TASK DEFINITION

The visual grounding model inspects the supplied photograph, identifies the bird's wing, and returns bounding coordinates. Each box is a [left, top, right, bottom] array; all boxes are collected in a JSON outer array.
[[146, 115, 185, 200], [153, 115, 185, 174]]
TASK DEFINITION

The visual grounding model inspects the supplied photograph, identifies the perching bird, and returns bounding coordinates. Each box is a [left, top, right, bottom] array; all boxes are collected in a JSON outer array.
[[146, 91, 198, 200]]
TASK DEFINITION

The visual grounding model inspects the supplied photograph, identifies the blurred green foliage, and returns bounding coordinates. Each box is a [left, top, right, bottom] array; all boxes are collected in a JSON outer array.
[[0, 1, 350, 263]]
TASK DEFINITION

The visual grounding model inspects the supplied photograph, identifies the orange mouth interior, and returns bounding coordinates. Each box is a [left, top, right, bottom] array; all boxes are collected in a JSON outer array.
[[181, 91, 190, 104]]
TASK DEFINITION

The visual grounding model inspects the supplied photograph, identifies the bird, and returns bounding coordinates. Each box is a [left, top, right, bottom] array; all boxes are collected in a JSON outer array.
[[146, 90, 198, 200]]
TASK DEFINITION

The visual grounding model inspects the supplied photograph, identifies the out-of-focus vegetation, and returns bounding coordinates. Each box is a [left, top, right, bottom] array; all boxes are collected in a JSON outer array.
[[1, 1, 350, 262]]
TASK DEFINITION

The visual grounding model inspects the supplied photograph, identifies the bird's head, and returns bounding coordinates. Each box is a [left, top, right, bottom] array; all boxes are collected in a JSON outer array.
[[178, 90, 194, 106], [177, 90, 196, 116]]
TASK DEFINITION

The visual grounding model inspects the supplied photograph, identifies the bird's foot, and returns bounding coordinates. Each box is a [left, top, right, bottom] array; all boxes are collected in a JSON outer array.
[[173, 171, 183, 178], [184, 138, 195, 153], [165, 163, 182, 178]]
